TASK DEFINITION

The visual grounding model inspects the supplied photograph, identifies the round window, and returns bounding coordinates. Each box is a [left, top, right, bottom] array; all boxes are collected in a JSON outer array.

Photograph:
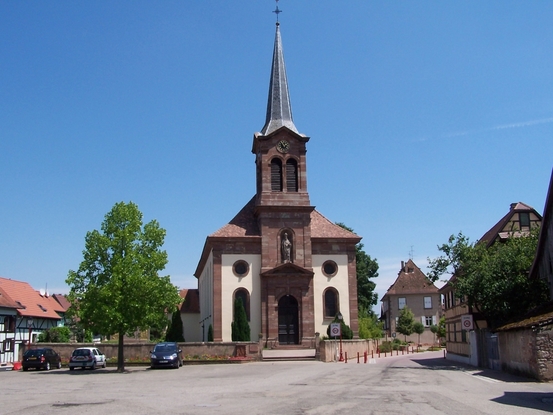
[[233, 260, 249, 277], [322, 260, 338, 277]]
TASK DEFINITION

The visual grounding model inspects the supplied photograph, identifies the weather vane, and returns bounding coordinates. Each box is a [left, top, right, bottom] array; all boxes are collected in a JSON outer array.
[[273, 0, 282, 23]]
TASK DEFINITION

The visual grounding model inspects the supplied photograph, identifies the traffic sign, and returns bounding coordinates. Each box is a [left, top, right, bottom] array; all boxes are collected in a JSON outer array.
[[330, 323, 341, 337], [462, 314, 473, 331]]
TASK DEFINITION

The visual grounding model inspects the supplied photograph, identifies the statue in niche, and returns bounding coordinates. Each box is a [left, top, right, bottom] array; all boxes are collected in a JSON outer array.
[[281, 232, 292, 263]]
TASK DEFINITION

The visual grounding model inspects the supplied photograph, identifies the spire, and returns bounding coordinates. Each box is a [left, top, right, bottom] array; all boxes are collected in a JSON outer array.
[[261, 22, 298, 136]]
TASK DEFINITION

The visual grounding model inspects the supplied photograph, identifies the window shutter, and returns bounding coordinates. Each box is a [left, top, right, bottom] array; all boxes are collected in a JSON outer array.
[[271, 160, 282, 191], [421, 316, 425, 324], [286, 159, 298, 192], [432, 316, 437, 325]]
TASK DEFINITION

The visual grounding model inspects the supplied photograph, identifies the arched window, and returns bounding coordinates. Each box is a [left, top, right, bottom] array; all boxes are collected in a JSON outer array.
[[271, 159, 283, 191], [286, 159, 298, 192], [234, 288, 250, 321], [323, 288, 339, 318]]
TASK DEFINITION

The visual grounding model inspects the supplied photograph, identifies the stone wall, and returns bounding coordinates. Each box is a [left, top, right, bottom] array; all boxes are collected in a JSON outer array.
[[498, 327, 553, 381], [319, 339, 377, 363], [29, 341, 262, 362]]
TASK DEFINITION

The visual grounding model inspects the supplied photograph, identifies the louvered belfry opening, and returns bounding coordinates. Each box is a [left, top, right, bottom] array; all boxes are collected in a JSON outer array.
[[271, 159, 283, 191], [286, 159, 298, 192]]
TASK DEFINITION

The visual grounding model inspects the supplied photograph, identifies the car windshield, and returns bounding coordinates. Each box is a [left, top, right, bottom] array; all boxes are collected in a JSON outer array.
[[24, 349, 44, 357], [154, 344, 176, 353], [72, 349, 91, 356]]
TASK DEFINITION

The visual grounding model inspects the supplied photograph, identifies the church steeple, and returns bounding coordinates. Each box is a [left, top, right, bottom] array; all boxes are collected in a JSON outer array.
[[261, 22, 298, 136]]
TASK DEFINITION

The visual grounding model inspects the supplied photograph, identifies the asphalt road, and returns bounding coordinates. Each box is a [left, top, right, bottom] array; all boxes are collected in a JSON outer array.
[[3, 351, 553, 415]]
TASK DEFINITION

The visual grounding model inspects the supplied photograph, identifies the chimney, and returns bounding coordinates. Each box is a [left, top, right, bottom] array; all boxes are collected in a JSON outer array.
[[401, 261, 405, 271]]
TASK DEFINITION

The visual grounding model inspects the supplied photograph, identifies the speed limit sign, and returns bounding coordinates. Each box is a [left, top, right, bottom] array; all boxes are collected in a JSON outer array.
[[330, 323, 341, 337]]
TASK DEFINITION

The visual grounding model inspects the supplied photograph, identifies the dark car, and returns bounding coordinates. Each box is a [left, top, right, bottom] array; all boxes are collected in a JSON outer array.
[[22, 348, 62, 371], [150, 342, 183, 369]]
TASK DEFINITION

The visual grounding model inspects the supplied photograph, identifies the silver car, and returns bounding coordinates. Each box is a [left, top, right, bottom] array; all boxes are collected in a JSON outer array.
[[69, 347, 107, 370]]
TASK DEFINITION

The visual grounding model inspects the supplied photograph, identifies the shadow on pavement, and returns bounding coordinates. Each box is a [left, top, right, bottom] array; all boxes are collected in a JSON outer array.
[[492, 391, 553, 413]]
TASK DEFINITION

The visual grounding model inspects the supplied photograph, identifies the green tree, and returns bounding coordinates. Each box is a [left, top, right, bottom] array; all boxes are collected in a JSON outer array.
[[430, 316, 446, 346], [428, 229, 548, 328], [207, 324, 214, 342], [412, 321, 425, 347], [165, 306, 185, 342], [66, 201, 182, 372], [358, 308, 384, 339], [231, 298, 250, 341], [336, 223, 379, 313], [396, 306, 415, 341], [37, 326, 71, 343]]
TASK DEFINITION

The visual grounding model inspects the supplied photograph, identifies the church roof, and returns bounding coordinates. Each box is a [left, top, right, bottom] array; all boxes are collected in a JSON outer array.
[[260, 22, 298, 136], [382, 259, 438, 298], [210, 196, 360, 240], [178, 289, 200, 314]]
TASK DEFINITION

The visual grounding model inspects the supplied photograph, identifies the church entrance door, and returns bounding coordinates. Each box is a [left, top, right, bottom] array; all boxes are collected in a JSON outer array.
[[278, 295, 299, 345]]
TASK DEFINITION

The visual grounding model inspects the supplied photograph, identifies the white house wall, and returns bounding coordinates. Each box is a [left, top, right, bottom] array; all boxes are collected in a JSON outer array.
[[313, 254, 350, 337], [198, 250, 214, 341], [221, 254, 261, 342]]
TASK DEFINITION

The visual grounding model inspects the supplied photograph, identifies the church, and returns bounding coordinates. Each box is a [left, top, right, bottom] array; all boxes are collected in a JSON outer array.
[[194, 21, 361, 346]]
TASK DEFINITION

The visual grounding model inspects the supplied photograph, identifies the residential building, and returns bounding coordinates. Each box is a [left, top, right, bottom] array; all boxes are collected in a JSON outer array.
[[0, 277, 66, 362], [381, 259, 441, 345], [439, 202, 542, 367]]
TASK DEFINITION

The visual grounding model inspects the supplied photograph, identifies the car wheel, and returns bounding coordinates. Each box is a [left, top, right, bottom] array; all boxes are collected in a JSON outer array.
[[91, 362, 96, 370], [57, 361, 62, 369], [102, 361, 106, 368], [69, 367, 74, 371], [46, 362, 51, 371], [23, 367, 28, 372]]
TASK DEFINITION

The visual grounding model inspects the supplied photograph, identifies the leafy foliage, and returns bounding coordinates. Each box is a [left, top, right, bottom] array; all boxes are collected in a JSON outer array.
[[165, 307, 185, 342], [336, 223, 379, 313], [37, 326, 71, 343], [231, 298, 250, 341], [66, 201, 182, 372], [326, 314, 354, 340], [207, 324, 214, 342], [428, 229, 548, 328], [412, 321, 425, 345], [358, 308, 384, 339], [396, 306, 415, 339]]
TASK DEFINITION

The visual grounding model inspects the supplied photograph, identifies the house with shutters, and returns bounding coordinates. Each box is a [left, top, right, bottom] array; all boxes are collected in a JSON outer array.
[[0, 277, 66, 363], [193, 21, 361, 347], [380, 259, 442, 345], [439, 201, 542, 367]]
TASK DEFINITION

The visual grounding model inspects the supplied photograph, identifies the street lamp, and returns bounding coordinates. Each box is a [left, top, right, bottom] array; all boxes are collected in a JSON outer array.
[[337, 312, 344, 362]]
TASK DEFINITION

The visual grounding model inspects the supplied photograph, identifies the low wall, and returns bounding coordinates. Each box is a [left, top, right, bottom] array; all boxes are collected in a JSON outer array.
[[319, 339, 377, 362], [29, 341, 262, 362]]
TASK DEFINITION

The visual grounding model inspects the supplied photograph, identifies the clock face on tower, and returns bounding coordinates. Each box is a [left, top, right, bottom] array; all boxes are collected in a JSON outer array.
[[276, 140, 290, 153]]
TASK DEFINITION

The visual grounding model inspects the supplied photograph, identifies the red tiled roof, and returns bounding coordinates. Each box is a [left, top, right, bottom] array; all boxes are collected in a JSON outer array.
[[178, 289, 200, 313], [210, 196, 360, 240], [51, 293, 71, 311], [0, 277, 65, 319], [0, 285, 21, 309], [382, 259, 438, 298]]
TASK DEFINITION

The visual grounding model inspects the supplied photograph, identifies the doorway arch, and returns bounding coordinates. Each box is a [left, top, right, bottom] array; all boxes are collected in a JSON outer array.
[[278, 295, 299, 345]]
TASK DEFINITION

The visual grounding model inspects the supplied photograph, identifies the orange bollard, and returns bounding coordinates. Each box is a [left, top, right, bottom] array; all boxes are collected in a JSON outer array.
[[357, 352, 360, 363], [364, 351, 368, 363]]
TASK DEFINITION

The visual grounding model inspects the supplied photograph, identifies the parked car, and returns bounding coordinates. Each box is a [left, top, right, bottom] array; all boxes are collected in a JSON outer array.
[[69, 347, 106, 370], [22, 347, 62, 371], [150, 342, 183, 369]]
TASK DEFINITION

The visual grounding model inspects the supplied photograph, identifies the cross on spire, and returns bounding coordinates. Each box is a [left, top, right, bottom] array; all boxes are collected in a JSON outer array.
[[273, 0, 282, 23]]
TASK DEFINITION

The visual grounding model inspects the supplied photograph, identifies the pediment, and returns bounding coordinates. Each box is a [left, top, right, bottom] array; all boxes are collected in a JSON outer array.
[[260, 263, 314, 278]]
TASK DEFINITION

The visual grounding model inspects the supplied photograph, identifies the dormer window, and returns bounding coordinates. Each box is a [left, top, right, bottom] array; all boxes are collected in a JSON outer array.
[[38, 304, 47, 312], [519, 212, 530, 228]]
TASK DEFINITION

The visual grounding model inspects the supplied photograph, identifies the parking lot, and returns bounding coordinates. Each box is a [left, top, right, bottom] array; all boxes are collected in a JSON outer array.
[[3, 351, 553, 415]]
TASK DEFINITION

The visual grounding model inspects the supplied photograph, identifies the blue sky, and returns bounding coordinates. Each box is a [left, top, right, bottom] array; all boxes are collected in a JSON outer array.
[[1, 1, 552, 312]]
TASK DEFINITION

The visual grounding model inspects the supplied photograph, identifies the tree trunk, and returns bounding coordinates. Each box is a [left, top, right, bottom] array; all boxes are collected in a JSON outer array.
[[117, 332, 125, 372]]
